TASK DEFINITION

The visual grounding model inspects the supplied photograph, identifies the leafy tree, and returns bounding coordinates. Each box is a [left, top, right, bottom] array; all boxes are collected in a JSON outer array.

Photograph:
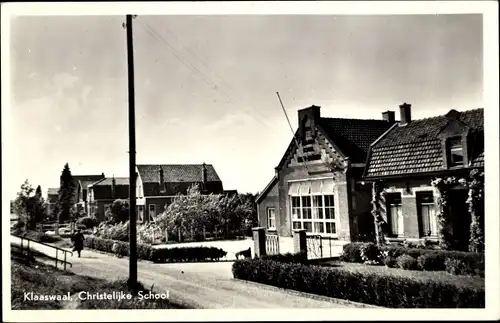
[[56, 163, 76, 223], [13, 180, 46, 230], [106, 199, 130, 224]]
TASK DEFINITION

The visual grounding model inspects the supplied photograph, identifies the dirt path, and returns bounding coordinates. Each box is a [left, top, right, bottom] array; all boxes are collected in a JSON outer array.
[[10, 235, 369, 309]]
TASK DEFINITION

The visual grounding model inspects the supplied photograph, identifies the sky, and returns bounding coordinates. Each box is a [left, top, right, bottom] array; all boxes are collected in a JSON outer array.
[[5, 13, 483, 198]]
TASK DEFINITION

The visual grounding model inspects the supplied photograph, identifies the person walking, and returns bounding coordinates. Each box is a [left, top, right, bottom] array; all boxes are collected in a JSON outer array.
[[71, 229, 85, 258]]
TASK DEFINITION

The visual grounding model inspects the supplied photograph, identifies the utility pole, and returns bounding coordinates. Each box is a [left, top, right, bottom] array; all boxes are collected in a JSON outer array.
[[125, 14, 138, 292]]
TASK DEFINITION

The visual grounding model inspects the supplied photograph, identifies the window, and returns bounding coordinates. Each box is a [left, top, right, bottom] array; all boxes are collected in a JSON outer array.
[[290, 181, 336, 236], [448, 137, 464, 167], [417, 192, 437, 237], [149, 204, 156, 221], [137, 205, 144, 223], [386, 193, 403, 237], [267, 208, 276, 230]]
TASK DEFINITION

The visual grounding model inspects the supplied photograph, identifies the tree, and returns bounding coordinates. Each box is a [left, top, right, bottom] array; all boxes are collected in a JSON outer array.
[[13, 180, 46, 230], [106, 199, 130, 224], [56, 163, 76, 223]]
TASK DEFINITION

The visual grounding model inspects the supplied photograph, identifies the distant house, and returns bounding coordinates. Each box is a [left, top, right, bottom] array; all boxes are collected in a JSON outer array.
[[364, 104, 484, 249], [136, 163, 224, 223], [87, 177, 129, 222], [46, 188, 59, 216], [256, 105, 394, 241], [72, 174, 105, 214]]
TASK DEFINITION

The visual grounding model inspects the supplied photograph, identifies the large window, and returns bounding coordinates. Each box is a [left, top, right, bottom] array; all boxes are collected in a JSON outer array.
[[448, 137, 464, 167], [417, 192, 437, 237], [290, 180, 336, 236], [149, 204, 156, 222], [387, 193, 403, 237], [137, 205, 144, 223], [267, 208, 276, 230]]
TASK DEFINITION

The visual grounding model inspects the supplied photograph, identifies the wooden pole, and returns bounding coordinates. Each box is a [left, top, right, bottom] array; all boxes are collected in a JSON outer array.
[[126, 14, 138, 291]]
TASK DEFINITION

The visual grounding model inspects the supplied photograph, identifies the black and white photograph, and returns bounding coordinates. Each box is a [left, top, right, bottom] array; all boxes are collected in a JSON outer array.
[[2, 1, 499, 321]]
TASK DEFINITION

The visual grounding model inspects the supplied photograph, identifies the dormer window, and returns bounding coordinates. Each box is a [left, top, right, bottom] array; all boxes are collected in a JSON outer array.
[[448, 137, 464, 167]]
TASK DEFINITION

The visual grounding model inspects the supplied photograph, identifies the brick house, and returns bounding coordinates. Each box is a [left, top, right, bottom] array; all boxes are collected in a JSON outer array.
[[256, 105, 394, 241], [72, 174, 105, 214], [87, 177, 129, 222], [46, 188, 59, 216], [136, 163, 224, 223], [364, 104, 484, 249]]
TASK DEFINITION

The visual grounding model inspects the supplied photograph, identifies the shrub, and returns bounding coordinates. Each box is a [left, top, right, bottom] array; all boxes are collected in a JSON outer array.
[[21, 231, 61, 244], [444, 258, 475, 276], [396, 254, 418, 270], [232, 258, 485, 308], [360, 243, 381, 264], [340, 242, 364, 263], [77, 216, 98, 229], [417, 253, 446, 271], [262, 252, 308, 264], [384, 256, 398, 268]]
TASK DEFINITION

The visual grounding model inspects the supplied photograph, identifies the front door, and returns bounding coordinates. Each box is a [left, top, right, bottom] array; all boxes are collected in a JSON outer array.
[[449, 189, 471, 251]]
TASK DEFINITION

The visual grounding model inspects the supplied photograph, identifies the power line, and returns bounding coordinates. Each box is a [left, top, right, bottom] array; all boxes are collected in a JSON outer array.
[[136, 20, 272, 131]]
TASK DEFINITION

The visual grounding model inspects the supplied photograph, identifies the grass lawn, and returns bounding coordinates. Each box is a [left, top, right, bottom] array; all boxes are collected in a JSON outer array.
[[319, 260, 484, 290], [11, 245, 189, 310]]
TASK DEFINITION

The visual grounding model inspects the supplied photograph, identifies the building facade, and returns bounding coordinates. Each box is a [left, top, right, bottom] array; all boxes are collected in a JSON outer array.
[[364, 104, 484, 249], [256, 105, 394, 241], [72, 174, 106, 214], [88, 177, 129, 222], [136, 163, 224, 223]]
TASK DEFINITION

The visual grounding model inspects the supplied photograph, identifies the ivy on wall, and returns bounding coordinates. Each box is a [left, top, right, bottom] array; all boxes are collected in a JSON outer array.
[[371, 180, 386, 246]]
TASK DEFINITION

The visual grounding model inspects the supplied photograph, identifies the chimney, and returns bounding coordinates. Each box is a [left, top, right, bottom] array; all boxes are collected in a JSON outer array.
[[382, 110, 395, 124], [202, 163, 208, 191], [445, 109, 461, 121], [159, 166, 164, 185], [298, 105, 321, 140], [399, 103, 412, 125], [111, 176, 116, 198]]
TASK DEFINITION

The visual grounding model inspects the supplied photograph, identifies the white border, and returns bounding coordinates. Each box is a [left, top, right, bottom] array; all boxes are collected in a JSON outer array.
[[2, 1, 499, 322]]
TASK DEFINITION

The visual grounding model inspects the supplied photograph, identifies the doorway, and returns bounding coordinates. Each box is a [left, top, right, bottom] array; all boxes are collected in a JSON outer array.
[[449, 189, 471, 251]]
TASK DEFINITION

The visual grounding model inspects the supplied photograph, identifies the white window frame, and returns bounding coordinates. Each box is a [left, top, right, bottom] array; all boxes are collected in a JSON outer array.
[[448, 137, 464, 167], [267, 207, 276, 230], [137, 205, 144, 223], [386, 193, 404, 237], [417, 191, 438, 237], [289, 180, 337, 237]]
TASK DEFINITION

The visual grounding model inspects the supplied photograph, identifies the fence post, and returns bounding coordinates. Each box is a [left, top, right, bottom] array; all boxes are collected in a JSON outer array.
[[64, 253, 67, 271], [293, 229, 307, 257], [252, 227, 266, 258]]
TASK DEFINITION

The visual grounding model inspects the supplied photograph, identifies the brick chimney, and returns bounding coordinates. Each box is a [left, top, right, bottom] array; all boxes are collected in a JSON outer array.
[[399, 103, 412, 125], [202, 163, 208, 191], [298, 105, 321, 140], [159, 166, 164, 185], [382, 110, 395, 124], [111, 176, 116, 198]]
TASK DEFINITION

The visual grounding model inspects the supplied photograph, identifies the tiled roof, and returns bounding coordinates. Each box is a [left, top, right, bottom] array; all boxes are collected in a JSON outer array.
[[137, 164, 221, 183], [93, 177, 130, 186], [365, 108, 484, 178], [319, 118, 393, 163]]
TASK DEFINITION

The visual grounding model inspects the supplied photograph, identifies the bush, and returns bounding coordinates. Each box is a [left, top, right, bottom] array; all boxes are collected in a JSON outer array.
[[85, 236, 227, 263], [340, 242, 364, 262], [384, 256, 398, 268], [77, 216, 98, 229], [262, 252, 308, 264], [360, 243, 381, 264], [341, 242, 484, 274], [21, 231, 62, 244], [444, 258, 476, 276], [232, 258, 485, 308], [396, 254, 418, 270]]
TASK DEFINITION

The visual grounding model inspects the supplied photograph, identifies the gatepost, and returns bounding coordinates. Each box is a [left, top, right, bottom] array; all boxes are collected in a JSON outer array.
[[293, 229, 307, 257], [252, 227, 266, 258]]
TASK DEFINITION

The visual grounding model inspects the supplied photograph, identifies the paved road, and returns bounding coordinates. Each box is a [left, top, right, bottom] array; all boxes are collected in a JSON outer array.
[[10, 235, 368, 309]]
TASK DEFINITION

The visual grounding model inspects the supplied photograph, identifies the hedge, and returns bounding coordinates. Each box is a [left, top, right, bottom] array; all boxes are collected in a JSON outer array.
[[261, 252, 308, 264], [84, 236, 227, 263], [232, 258, 485, 308], [341, 242, 484, 276]]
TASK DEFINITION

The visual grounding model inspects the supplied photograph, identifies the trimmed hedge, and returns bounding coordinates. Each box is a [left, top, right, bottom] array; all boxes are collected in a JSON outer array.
[[84, 236, 227, 263], [261, 252, 308, 264], [341, 242, 484, 276], [232, 258, 485, 308]]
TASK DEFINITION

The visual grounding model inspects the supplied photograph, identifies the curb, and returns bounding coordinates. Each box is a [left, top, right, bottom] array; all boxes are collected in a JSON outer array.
[[232, 278, 380, 308]]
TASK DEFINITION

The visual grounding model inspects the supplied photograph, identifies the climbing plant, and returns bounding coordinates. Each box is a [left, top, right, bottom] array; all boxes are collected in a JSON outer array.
[[431, 176, 462, 250], [371, 180, 386, 246], [460, 169, 485, 253]]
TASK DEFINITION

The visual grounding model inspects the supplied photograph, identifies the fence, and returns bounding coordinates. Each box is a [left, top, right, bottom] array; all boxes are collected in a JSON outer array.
[[13, 234, 73, 271], [265, 232, 280, 255], [306, 234, 339, 260]]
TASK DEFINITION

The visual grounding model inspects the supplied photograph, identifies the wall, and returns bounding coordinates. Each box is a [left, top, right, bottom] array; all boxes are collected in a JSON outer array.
[[257, 180, 279, 231]]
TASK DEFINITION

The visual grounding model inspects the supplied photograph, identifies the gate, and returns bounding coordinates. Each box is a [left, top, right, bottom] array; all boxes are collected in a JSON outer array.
[[265, 233, 280, 255], [306, 235, 338, 259]]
